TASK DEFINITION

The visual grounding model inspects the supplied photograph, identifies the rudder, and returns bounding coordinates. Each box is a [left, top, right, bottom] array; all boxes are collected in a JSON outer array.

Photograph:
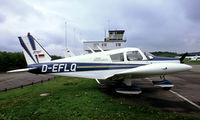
[[18, 33, 51, 65]]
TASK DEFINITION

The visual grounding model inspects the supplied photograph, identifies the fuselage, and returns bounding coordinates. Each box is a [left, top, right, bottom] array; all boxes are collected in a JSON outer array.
[[28, 48, 191, 78]]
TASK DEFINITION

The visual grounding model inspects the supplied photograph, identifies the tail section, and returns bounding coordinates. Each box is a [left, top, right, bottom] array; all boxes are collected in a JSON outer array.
[[64, 49, 75, 58], [18, 33, 51, 65]]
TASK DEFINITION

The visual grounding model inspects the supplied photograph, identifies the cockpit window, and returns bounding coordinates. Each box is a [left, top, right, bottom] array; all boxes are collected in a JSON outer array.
[[127, 51, 143, 61], [144, 52, 154, 60], [110, 53, 124, 62]]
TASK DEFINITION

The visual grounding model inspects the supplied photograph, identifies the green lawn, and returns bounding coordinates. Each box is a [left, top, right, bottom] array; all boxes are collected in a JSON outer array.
[[0, 77, 199, 120], [184, 59, 200, 64]]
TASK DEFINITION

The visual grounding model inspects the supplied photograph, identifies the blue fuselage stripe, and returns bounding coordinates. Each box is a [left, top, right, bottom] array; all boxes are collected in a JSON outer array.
[[28, 63, 144, 73]]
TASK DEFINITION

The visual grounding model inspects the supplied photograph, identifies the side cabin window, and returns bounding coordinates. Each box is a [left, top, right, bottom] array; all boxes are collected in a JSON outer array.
[[127, 51, 143, 61], [110, 53, 124, 62]]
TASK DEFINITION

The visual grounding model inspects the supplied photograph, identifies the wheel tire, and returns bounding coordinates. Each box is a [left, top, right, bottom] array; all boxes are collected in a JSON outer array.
[[163, 87, 172, 90]]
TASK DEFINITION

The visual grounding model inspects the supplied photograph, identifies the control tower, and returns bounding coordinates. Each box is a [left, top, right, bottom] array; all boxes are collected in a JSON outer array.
[[83, 30, 126, 53]]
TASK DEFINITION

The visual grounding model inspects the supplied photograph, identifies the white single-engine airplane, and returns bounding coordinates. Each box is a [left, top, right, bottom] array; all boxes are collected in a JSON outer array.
[[8, 33, 192, 94]]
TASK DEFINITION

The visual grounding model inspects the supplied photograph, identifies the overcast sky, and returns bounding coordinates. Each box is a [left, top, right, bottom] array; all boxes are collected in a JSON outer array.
[[0, 0, 200, 56]]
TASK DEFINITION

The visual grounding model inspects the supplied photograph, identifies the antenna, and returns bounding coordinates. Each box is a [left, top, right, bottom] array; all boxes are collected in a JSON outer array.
[[65, 21, 67, 50], [107, 19, 110, 30], [104, 29, 107, 40], [73, 28, 76, 43]]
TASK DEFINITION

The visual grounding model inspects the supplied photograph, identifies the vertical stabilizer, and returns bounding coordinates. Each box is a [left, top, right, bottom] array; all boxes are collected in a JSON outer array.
[[18, 33, 51, 65]]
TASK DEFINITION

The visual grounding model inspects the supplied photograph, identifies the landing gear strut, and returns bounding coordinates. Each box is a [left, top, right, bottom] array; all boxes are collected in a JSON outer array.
[[152, 75, 174, 90]]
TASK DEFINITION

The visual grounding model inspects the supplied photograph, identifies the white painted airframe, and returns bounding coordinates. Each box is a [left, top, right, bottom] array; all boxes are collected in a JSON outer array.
[[8, 33, 192, 94]]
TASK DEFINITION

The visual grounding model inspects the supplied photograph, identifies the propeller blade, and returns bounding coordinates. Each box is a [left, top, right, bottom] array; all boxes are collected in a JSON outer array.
[[180, 52, 188, 63]]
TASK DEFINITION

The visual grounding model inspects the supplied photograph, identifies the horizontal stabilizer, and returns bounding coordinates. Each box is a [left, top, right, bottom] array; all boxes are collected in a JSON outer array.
[[7, 68, 36, 73]]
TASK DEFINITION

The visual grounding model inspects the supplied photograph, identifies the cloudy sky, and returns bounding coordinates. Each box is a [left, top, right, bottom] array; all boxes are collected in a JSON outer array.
[[0, 0, 200, 56]]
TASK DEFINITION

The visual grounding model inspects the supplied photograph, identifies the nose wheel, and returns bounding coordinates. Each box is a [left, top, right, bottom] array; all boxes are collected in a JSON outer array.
[[152, 75, 174, 90]]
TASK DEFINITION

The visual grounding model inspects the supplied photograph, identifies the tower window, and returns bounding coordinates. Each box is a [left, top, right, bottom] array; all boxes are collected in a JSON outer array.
[[116, 43, 121, 46], [102, 43, 107, 47], [93, 43, 99, 47]]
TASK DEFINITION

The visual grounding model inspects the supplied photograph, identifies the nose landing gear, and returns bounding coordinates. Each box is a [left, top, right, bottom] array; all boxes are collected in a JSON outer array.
[[152, 75, 174, 90]]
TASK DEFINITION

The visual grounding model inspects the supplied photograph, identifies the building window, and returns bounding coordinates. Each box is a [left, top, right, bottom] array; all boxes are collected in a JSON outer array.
[[110, 53, 124, 62], [116, 43, 121, 47], [102, 43, 107, 47], [93, 43, 99, 47]]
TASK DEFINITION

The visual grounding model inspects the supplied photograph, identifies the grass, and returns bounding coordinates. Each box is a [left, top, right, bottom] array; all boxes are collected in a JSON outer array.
[[184, 59, 200, 64], [0, 77, 199, 120]]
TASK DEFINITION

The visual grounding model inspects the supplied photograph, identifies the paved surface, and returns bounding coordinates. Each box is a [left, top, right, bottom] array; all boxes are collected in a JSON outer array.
[[191, 64, 200, 72], [101, 64, 200, 117], [0, 72, 55, 91]]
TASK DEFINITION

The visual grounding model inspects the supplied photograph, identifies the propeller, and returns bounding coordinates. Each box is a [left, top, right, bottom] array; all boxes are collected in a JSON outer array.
[[179, 52, 188, 63]]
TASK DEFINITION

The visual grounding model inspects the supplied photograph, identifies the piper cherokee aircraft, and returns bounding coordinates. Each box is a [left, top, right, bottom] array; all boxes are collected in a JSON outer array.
[[8, 33, 192, 94]]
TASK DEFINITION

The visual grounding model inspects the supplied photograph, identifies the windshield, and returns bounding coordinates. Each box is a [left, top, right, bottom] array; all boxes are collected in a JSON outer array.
[[144, 52, 154, 60]]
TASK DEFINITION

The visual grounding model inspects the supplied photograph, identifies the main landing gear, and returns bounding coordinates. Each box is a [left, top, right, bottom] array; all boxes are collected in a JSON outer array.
[[95, 76, 174, 95], [152, 75, 174, 90], [115, 88, 142, 94], [95, 79, 142, 94], [115, 76, 174, 94], [115, 79, 142, 94]]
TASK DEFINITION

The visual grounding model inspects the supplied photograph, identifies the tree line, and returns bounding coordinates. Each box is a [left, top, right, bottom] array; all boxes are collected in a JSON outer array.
[[0, 51, 62, 73], [0, 52, 26, 73], [150, 51, 180, 57]]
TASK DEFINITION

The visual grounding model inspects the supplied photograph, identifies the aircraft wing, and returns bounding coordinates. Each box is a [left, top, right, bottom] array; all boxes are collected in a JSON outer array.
[[105, 63, 192, 80], [51, 69, 126, 80], [58, 63, 191, 81], [53, 67, 149, 81]]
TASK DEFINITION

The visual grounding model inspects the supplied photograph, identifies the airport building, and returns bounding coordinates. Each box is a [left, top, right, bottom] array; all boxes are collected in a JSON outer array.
[[83, 30, 126, 53]]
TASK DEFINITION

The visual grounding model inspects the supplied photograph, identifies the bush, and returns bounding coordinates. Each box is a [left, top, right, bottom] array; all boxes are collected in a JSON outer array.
[[0, 52, 26, 73]]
